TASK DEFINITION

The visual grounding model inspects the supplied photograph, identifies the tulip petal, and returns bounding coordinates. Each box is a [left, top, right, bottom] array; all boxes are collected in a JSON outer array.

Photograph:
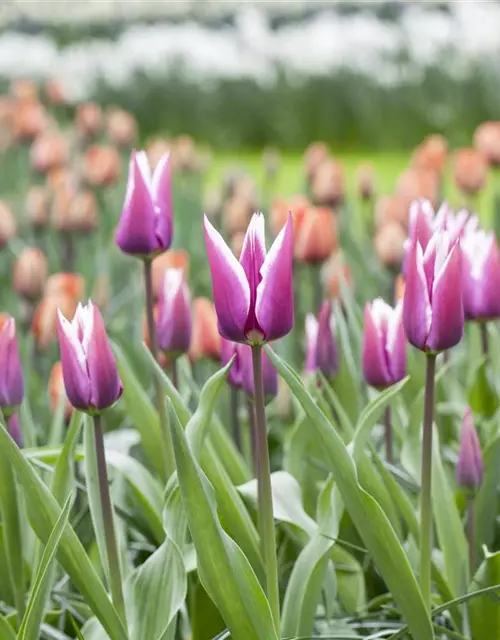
[[116, 150, 159, 256], [305, 313, 318, 374], [427, 241, 464, 351], [85, 303, 122, 411], [362, 302, 391, 387], [255, 213, 294, 342], [157, 269, 192, 353], [57, 310, 91, 410], [0, 319, 24, 408], [403, 240, 432, 350], [203, 216, 250, 342], [315, 300, 338, 378], [220, 338, 242, 388], [386, 300, 406, 383], [152, 152, 173, 250]]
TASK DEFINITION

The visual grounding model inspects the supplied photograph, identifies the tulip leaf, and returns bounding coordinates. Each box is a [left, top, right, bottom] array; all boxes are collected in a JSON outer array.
[[265, 346, 434, 640], [168, 403, 278, 640], [17, 493, 74, 640], [0, 418, 128, 640], [468, 360, 499, 418], [0, 615, 15, 640], [469, 548, 500, 640], [475, 433, 500, 554], [50, 411, 82, 505], [332, 544, 366, 614]]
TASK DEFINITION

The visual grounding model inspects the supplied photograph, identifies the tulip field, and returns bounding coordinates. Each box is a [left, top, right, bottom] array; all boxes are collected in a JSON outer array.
[[2, 79, 500, 640]]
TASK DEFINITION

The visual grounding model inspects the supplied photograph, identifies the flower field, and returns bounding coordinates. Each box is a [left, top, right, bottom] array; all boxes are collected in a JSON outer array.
[[1, 77, 500, 640]]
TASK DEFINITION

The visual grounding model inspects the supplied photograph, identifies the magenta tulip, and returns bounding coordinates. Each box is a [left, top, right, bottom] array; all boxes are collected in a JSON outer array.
[[0, 318, 24, 413], [305, 300, 338, 378], [204, 212, 294, 344], [403, 229, 464, 353], [57, 302, 122, 413], [239, 344, 278, 401], [156, 269, 191, 355], [461, 229, 500, 321], [221, 338, 242, 389], [116, 150, 173, 257], [457, 408, 483, 490], [363, 299, 406, 388]]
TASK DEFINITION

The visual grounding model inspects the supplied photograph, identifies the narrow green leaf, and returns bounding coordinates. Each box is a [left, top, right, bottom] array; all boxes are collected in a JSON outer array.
[[169, 404, 278, 640], [50, 412, 82, 506], [0, 615, 16, 640], [17, 493, 74, 640], [469, 548, 500, 640], [0, 419, 127, 640], [475, 433, 500, 553], [265, 346, 433, 640]]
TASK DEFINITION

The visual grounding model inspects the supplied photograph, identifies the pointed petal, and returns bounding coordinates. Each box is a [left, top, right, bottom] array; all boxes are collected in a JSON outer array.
[[403, 240, 432, 350], [56, 310, 91, 410], [204, 216, 250, 342], [255, 213, 294, 342], [305, 313, 318, 374], [152, 152, 173, 250], [362, 303, 391, 387], [85, 303, 123, 411], [457, 409, 483, 489], [0, 319, 24, 408], [386, 300, 407, 383], [220, 338, 242, 388], [315, 300, 338, 378], [116, 150, 159, 256], [427, 241, 464, 351]]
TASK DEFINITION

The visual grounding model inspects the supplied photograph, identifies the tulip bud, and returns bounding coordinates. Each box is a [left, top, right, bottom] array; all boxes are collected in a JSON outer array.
[[239, 344, 278, 403], [83, 145, 121, 187], [453, 148, 488, 196], [151, 250, 189, 300], [411, 135, 448, 176], [10, 79, 38, 102], [0, 201, 17, 248], [294, 207, 338, 265], [30, 131, 69, 174], [26, 186, 50, 229], [375, 195, 408, 230], [0, 318, 24, 415], [356, 163, 375, 201], [363, 299, 406, 388], [57, 302, 122, 413], [403, 229, 464, 353], [116, 150, 173, 257], [474, 121, 500, 167], [396, 167, 439, 208], [189, 298, 221, 362], [7, 414, 22, 447], [76, 102, 103, 138], [304, 142, 329, 182], [204, 212, 294, 345], [270, 195, 309, 238], [156, 269, 192, 356], [461, 229, 500, 321], [305, 300, 338, 379], [49, 361, 73, 421], [12, 100, 47, 141], [456, 409, 483, 491], [45, 79, 66, 106], [374, 222, 406, 270], [106, 108, 137, 147], [13, 248, 48, 302], [310, 159, 345, 207], [322, 251, 352, 299], [45, 273, 85, 300], [221, 338, 242, 389], [68, 191, 98, 234]]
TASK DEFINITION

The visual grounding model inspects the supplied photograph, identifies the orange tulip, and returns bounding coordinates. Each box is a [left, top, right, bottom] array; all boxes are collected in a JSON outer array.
[[50, 183, 74, 232], [44, 79, 67, 106], [374, 222, 406, 270], [0, 201, 17, 247], [453, 148, 488, 195], [68, 191, 98, 234], [474, 121, 500, 167], [411, 134, 448, 175], [295, 207, 338, 264], [189, 298, 221, 361], [147, 138, 171, 171], [49, 362, 73, 419], [13, 248, 48, 301], [270, 194, 309, 237], [394, 274, 406, 303], [26, 186, 50, 228], [396, 167, 440, 208], [106, 108, 137, 147], [44, 272, 85, 300], [151, 250, 190, 299], [375, 195, 408, 229], [311, 159, 345, 207], [304, 142, 329, 181], [32, 293, 79, 350], [12, 100, 47, 141], [322, 251, 352, 299], [30, 131, 69, 174], [76, 102, 103, 138], [355, 163, 375, 201], [10, 79, 38, 102], [83, 145, 121, 187]]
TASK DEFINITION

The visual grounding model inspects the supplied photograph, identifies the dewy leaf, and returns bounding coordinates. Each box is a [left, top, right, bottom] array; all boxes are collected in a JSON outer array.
[[17, 494, 74, 640], [0, 419, 127, 640], [169, 403, 278, 640], [265, 346, 434, 640]]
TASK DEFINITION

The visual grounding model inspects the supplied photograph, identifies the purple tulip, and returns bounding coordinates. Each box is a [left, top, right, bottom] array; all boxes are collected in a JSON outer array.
[[239, 344, 278, 402], [403, 229, 464, 353], [57, 302, 122, 413], [221, 338, 242, 389], [305, 300, 338, 378], [7, 414, 22, 447], [204, 212, 294, 345], [156, 269, 192, 356], [461, 229, 500, 321], [116, 150, 173, 257], [363, 299, 406, 388], [456, 408, 483, 490], [0, 317, 24, 413]]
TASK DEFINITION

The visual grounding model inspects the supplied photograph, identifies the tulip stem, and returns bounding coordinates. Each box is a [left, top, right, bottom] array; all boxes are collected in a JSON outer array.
[[230, 385, 242, 453], [480, 323, 489, 359], [420, 353, 436, 612], [384, 406, 393, 464], [92, 414, 126, 625], [171, 359, 179, 390], [246, 396, 258, 477], [251, 346, 280, 631], [143, 259, 175, 479], [467, 495, 476, 579]]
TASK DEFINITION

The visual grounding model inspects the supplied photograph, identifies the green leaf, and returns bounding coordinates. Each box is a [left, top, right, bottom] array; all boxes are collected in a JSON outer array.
[[0, 419, 127, 640], [17, 493, 74, 640], [265, 346, 433, 640], [469, 548, 500, 640], [50, 412, 82, 505], [0, 615, 16, 640], [169, 403, 278, 640], [475, 433, 500, 553], [431, 430, 468, 599], [468, 360, 499, 418], [126, 537, 186, 640], [332, 544, 366, 614]]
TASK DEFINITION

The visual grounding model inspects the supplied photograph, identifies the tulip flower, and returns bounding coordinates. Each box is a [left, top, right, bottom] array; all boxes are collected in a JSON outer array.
[[13, 248, 48, 302], [239, 344, 278, 402], [204, 212, 294, 345], [294, 207, 338, 265], [116, 150, 173, 257], [221, 338, 242, 389], [156, 269, 191, 356], [457, 409, 483, 491], [189, 298, 221, 361], [362, 299, 406, 388], [305, 300, 338, 379], [403, 230, 464, 353], [0, 318, 24, 414], [461, 229, 500, 321], [56, 301, 122, 413]]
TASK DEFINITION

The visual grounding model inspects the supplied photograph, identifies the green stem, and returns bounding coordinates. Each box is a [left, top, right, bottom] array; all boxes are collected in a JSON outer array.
[[384, 406, 393, 465], [420, 353, 436, 612], [92, 414, 126, 625], [143, 259, 175, 479], [230, 385, 242, 453], [467, 495, 476, 579], [251, 346, 280, 631], [171, 358, 179, 390], [480, 322, 489, 359]]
